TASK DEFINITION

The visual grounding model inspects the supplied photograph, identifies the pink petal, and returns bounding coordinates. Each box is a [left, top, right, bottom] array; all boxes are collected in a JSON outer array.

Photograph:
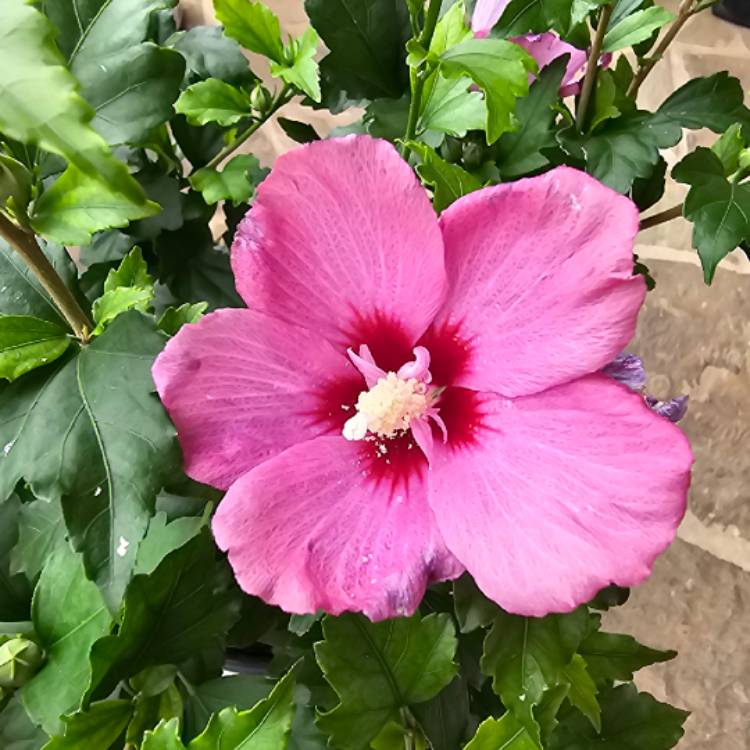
[[512, 32, 588, 90], [427, 375, 692, 616], [434, 166, 644, 397], [472, 0, 511, 36], [213, 436, 463, 620], [231, 135, 446, 350], [152, 309, 356, 490]]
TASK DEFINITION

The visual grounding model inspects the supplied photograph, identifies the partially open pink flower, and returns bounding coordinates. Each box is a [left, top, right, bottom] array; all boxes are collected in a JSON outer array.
[[153, 135, 692, 620]]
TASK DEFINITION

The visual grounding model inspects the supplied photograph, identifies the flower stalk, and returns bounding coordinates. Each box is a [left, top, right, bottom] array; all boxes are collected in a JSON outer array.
[[576, 3, 614, 131], [0, 212, 92, 341]]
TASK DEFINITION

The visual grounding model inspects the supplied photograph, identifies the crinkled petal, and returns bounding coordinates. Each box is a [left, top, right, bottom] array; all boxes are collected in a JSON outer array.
[[435, 166, 644, 397], [213, 436, 463, 620], [152, 309, 355, 490], [231, 135, 446, 350], [472, 0, 510, 36], [427, 375, 692, 616], [512, 32, 587, 90], [603, 352, 646, 391]]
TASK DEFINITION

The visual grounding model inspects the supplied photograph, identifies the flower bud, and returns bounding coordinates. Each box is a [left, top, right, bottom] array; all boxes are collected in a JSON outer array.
[[0, 638, 44, 688], [250, 84, 272, 115]]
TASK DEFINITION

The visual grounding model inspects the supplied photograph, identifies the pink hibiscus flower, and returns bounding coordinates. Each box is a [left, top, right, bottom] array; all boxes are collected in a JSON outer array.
[[152, 135, 692, 621]]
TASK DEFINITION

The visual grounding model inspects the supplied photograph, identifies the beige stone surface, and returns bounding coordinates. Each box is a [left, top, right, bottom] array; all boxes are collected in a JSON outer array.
[[178, 1, 750, 746]]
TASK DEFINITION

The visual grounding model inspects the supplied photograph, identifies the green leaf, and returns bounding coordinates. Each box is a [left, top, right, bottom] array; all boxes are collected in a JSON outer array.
[[712, 123, 745, 175], [453, 574, 498, 634], [562, 655, 600, 732], [549, 684, 688, 750], [590, 70, 621, 132], [419, 75, 487, 138], [0, 496, 32, 622], [133, 511, 206, 576], [602, 6, 674, 52], [31, 166, 159, 246], [408, 142, 482, 213], [481, 608, 589, 745], [673, 147, 750, 282], [578, 631, 677, 684], [609, 0, 646, 26], [191, 155, 267, 206], [190, 669, 296, 750], [142, 719, 185, 750], [0, 694, 50, 750], [169, 26, 254, 85], [272, 28, 321, 102], [175, 80, 253, 127], [278, 118, 320, 144], [465, 714, 539, 750], [214, 0, 285, 63], [42, 701, 132, 750], [430, 0, 471, 54], [494, 56, 567, 178], [0, 154, 33, 216], [411, 677, 471, 750], [305, 0, 411, 111], [0, 313, 180, 609], [0, 316, 71, 382], [87, 530, 240, 699], [315, 613, 457, 748], [656, 72, 750, 134], [0, 0, 149, 204], [9, 499, 66, 583], [20, 545, 112, 734], [439, 39, 536, 143], [630, 156, 667, 212], [157, 303, 208, 336]]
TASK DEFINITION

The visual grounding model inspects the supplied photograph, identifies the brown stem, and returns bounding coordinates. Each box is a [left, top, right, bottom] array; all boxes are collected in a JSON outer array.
[[576, 3, 615, 132], [0, 213, 92, 341], [639, 203, 683, 230], [626, 0, 697, 98]]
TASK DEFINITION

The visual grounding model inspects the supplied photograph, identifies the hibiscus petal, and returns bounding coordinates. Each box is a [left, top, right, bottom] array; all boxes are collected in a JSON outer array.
[[512, 33, 588, 90], [232, 135, 446, 350], [471, 0, 511, 36], [213, 436, 463, 620], [427, 375, 692, 616], [435, 166, 644, 397], [152, 309, 356, 490]]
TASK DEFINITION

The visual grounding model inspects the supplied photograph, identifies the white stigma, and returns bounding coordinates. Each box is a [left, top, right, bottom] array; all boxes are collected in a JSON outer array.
[[343, 372, 429, 441]]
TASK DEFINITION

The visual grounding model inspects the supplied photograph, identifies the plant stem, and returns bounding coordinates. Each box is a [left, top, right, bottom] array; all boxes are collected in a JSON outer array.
[[400, 0, 443, 160], [575, 3, 614, 131], [639, 202, 683, 230], [626, 0, 697, 98], [0, 212, 92, 341], [203, 87, 293, 172]]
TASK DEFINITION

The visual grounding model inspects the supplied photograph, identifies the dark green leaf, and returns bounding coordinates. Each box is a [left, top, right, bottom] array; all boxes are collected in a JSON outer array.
[[494, 56, 567, 177], [131, 167, 185, 241], [409, 142, 482, 212], [602, 6, 673, 52], [549, 684, 688, 750], [453, 574, 498, 634], [673, 147, 750, 282], [191, 155, 267, 205], [411, 676, 472, 750], [214, 0, 285, 63], [278, 118, 320, 144], [20, 545, 112, 734], [0, 316, 71, 382], [0, 313, 180, 609], [175, 80, 253, 127], [464, 714, 538, 750], [578, 631, 676, 684], [315, 613, 457, 748], [169, 26, 253, 85], [439, 39, 535, 143], [0, 695, 49, 750], [9, 499, 66, 583], [171, 117, 225, 169], [493, 0, 579, 36], [271, 28, 321, 102], [481, 608, 589, 745], [157, 303, 208, 336], [88, 530, 240, 698], [42, 700, 132, 750], [305, 0, 411, 111], [0, 496, 32, 621], [630, 157, 667, 212], [562, 655, 600, 732]]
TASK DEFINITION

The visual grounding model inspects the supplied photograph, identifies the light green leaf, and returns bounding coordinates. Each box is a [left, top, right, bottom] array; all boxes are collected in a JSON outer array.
[[602, 6, 674, 53], [190, 669, 296, 750], [133, 511, 206, 576], [0, 316, 71, 382], [711, 123, 745, 176], [548, 684, 688, 750], [214, 0, 285, 63], [465, 714, 539, 750], [562, 655, 600, 732], [0, 154, 33, 215], [481, 608, 590, 745], [31, 166, 159, 246], [0, 313, 180, 610], [157, 302, 208, 336], [10, 499, 67, 582], [42, 701, 133, 750], [578, 631, 677, 684], [0, 0, 149, 203], [315, 613, 457, 748], [419, 75, 486, 138], [408, 142, 482, 213], [142, 719, 185, 750], [439, 39, 536, 143], [20, 546, 112, 735], [0, 694, 50, 750], [104, 245, 152, 291], [191, 155, 267, 206], [175, 79, 253, 127], [271, 27, 321, 102], [430, 0, 471, 55]]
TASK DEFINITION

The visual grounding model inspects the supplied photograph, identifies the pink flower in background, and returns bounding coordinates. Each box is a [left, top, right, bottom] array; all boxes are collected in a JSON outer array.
[[153, 135, 692, 621]]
